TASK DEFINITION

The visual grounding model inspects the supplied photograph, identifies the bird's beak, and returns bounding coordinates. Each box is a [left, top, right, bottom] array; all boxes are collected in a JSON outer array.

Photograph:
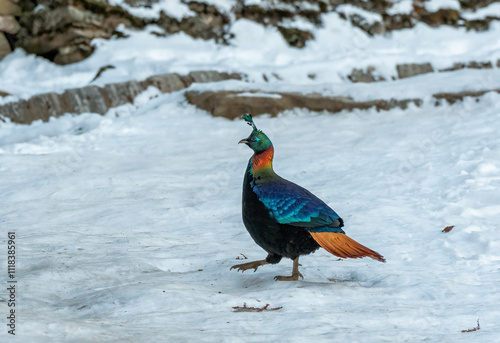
[[238, 138, 249, 144]]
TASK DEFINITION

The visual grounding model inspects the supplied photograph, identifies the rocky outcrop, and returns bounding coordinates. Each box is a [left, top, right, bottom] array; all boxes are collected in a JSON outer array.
[[0, 71, 242, 124], [14, 0, 148, 65], [10, 0, 232, 64], [184, 88, 500, 119], [434, 88, 500, 104], [184, 90, 422, 119], [3, 71, 500, 124], [156, 1, 231, 43], [5, 0, 500, 65]]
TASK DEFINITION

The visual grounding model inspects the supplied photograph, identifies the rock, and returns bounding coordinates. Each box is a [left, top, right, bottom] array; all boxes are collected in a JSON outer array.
[[459, 0, 498, 10], [440, 62, 467, 72], [466, 19, 491, 31], [0, 15, 20, 34], [0, 32, 11, 60], [396, 63, 434, 79], [180, 2, 231, 43], [235, 4, 295, 27], [15, 1, 148, 65], [6, 0, 500, 65], [123, 0, 160, 7], [419, 8, 461, 27], [433, 89, 500, 104], [497, 59, 500, 68], [0, 89, 9, 97], [157, 2, 232, 43], [235, 3, 319, 48], [347, 66, 385, 83], [277, 26, 314, 48], [0, 0, 21, 16], [0, 70, 242, 124], [439, 61, 493, 72], [184, 90, 422, 119], [340, 12, 385, 36], [382, 13, 415, 31], [467, 61, 493, 69]]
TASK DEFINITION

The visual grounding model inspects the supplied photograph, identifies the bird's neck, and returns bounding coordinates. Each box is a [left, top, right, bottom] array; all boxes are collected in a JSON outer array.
[[250, 145, 274, 176]]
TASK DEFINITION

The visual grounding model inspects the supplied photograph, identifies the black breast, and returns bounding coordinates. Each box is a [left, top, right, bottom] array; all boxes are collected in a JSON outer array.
[[241, 164, 320, 260]]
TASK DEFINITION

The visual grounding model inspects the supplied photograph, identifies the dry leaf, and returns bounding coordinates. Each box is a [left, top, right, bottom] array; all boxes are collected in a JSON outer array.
[[442, 225, 454, 233]]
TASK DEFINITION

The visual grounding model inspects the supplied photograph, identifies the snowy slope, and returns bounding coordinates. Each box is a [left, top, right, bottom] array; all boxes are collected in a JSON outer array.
[[1, 86, 500, 341], [1, 12, 500, 101]]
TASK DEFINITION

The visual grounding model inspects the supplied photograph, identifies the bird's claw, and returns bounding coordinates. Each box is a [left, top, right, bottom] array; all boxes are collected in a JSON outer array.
[[230, 265, 257, 273], [274, 271, 304, 281], [230, 260, 268, 273]]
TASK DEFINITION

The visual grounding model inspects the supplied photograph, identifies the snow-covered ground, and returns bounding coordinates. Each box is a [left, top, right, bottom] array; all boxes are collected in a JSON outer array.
[[1, 87, 500, 341], [1, 1, 500, 341]]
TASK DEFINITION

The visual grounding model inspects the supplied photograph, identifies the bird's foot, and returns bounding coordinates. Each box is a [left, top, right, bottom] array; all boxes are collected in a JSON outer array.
[[230, 260, 269, 273], [274, 271, 304, 281]]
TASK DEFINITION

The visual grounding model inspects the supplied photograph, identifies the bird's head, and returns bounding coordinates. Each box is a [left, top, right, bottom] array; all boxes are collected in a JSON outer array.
[[239, 114, 273, 154]]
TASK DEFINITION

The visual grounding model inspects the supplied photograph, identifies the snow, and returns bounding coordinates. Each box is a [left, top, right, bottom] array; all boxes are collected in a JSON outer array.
[[387, 0, 413, 15], [234, 92, 282, 98], [1, 85, 500, 342], [108, 0, 193, 20], [424, 0, 461, 12], [1, 2, 500, 341]]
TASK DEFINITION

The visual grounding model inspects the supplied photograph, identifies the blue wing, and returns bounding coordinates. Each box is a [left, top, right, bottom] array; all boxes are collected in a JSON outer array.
[[252, 178, 344, 233]]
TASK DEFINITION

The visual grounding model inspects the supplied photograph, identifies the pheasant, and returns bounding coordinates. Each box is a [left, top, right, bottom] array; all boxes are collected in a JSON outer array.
[[231, 114, 385, 281]]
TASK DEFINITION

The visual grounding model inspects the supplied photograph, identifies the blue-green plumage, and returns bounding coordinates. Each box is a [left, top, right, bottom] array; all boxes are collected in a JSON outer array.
[[242, 160, 328, 263], [232, 114, 384, 280], [250, 176, 344, 232], [237, 116, 344, 263]]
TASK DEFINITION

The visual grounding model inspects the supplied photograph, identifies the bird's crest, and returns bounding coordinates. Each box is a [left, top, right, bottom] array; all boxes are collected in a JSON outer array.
[[242, 114, 259, 132]]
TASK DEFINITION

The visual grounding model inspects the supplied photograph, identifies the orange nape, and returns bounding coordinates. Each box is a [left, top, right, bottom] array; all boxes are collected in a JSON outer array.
[[309, 232, 386, 262]]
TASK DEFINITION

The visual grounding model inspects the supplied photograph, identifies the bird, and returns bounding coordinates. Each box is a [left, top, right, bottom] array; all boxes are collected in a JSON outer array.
[[231, 114, 385, 281]]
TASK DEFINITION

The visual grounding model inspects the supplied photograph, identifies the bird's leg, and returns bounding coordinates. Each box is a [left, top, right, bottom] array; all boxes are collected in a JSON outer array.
[[230, 260, 269, 273], [274, 257, 303, 281]]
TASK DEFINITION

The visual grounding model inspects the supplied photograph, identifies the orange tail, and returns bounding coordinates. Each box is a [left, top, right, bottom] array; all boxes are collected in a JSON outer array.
[[309, 232, 386, 262]]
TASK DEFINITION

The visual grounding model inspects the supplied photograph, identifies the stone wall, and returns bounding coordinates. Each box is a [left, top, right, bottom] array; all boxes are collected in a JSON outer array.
[[0, 70, 242, 124]]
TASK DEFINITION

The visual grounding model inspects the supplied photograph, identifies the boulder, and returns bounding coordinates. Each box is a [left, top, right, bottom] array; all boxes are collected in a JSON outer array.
[[396, 63, 434, 79], [0, 0, 21, 16]]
